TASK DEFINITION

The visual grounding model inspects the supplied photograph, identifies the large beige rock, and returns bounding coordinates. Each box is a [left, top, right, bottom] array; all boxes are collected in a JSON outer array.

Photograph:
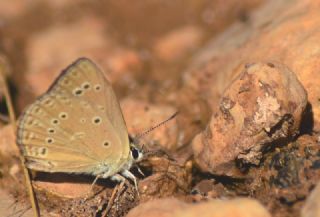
[[184, 0, 320, 131], [192, 62, 307, 176], [127, 197, 271, 217]]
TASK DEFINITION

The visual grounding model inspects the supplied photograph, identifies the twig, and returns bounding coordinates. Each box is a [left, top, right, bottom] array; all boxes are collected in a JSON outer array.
[[0, 57, 40, 217]]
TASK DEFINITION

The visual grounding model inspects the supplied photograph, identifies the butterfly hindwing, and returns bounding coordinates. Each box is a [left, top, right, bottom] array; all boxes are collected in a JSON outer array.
[[17, 58, 130, 176]]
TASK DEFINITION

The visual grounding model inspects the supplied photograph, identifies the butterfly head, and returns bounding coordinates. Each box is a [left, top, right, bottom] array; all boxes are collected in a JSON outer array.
[[127, 111, 179, 164], [129, 136, 143, 162]]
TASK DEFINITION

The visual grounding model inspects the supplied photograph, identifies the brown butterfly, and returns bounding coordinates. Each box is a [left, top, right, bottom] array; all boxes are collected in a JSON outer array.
[[17, 58, 143, 190]]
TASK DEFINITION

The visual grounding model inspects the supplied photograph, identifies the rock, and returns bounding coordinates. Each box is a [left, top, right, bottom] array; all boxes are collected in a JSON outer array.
[[301, 181, 320, 217], [121, 97, 179, 150], [33, 175, 93, 199], [127, 198, 186, 217], [190, 179, 228, 200], [184, 0, 320, 131], [127, 197, 271, 217], [153, 25, 204, 62], [192, 62, 307, 176]]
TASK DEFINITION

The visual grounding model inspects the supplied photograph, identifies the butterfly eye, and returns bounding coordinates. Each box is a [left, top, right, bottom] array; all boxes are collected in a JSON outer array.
[[130, 146, 141, 160]]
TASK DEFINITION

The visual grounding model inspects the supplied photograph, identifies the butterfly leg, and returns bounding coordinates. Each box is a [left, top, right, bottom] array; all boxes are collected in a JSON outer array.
[[104, 174, 126, 216], [90, 174, 101, 191], [134, 165, 145, 177], [110, 173, 126, 182], [83, 174, 102, 200], [121, 169, 139, 197]]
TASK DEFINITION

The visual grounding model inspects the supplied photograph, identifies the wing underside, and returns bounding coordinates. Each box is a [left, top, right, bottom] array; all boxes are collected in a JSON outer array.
[[17, 58, 130, 175]]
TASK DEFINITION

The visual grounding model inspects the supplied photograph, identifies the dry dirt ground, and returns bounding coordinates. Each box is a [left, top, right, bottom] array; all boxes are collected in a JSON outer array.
[[0, 1, 320, 217]]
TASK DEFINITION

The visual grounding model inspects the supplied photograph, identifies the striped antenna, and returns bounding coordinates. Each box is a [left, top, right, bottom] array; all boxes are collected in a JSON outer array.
[[135, 111, 179, 139]]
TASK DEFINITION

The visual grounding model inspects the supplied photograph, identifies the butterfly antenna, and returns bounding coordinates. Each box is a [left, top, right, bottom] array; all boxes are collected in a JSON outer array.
[[135, 111, 179, 139]]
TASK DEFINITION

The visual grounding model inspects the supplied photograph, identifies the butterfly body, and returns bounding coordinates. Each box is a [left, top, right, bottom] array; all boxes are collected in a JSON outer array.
[[17, 58, 142, 185]]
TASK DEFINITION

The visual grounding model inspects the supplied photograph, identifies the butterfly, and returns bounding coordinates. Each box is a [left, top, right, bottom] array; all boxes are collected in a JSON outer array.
[[16, 58, 143, 190]]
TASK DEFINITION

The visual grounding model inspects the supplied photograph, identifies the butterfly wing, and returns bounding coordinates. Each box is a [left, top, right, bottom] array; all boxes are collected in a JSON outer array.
[[17, 58, 130, 176]]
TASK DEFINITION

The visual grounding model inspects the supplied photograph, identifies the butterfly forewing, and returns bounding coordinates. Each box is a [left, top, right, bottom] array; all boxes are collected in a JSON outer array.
[[17, 58, 130, 175], [74, 60, 129, 150]]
